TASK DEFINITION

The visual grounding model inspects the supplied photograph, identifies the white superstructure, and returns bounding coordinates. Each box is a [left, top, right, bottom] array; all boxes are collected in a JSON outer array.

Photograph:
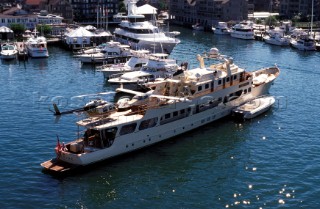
[[113, 0, 180, 54], [41, 48, 280, 174]]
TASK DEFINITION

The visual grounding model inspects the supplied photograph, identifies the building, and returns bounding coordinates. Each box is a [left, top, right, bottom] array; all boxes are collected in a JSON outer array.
[[0, 9, 64, 31], [69, 0, 119, 26], [40, 0, 73, 23], [170, 0, 248, 28], [280, 0, 320, 20]]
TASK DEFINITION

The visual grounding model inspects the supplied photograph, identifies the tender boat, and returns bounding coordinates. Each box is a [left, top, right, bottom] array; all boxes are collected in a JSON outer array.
[[212, 22, 231, 35], [230, 21, 255, 40], [107, 53, 186, 90], [25, 36, 49, 58], [113, 0, 180, 54], [232, 95, 275, 120], [0, 43, 18, 60], [41, 48, 280, 175], [96, 49, 150, 79]]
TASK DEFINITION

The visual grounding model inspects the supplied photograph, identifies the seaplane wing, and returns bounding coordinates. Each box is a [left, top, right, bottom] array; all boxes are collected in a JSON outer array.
[[150, 95, 190, 102], [115, 88, 147, 96]]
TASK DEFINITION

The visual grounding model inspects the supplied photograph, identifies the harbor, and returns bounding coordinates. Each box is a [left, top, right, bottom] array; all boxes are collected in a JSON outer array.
[[1, 24, 320, 208]]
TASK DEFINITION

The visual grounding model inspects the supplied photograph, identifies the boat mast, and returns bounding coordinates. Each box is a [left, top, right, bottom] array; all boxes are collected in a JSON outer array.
[[311, 0, 314, 36]]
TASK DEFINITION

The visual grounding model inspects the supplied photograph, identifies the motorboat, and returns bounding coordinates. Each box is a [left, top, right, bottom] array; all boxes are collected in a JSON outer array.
[[96, 49, 151, 79], [263, 30, 290, 46], [0, 43, 18, 60], [108, 54, 186, 90], [192, 23, 204, 31], [25, 36, 49, 58], [230, 21, 255, 40], [232, 96, 275, 120], [75, 41, 132, 64], [290, 35, 316, 51], [41, 48, 280, 175], [113, 0, 180, 54], [212, 22, 230, 35]]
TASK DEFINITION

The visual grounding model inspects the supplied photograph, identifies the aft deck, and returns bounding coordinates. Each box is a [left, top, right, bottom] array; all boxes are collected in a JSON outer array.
[[41, 158, 79, 174]]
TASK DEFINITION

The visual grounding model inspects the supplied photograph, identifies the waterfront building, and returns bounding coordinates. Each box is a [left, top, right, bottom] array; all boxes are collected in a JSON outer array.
[[69, 0, 119, 26], [169, 0, 248, 29], [280, 0, 320, 20], [0, 11, 63, 29], [40, 0, 74, 24]]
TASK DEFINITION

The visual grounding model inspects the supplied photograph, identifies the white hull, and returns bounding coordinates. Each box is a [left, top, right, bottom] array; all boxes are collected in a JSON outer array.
[[1, 52, 17, 60], [230, 32, 255, 40], [27, 49, 49, 58]]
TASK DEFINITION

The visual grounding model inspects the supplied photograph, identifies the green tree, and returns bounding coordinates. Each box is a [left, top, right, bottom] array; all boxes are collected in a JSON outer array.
[[9, 23, 25, 36], [36, 24, 52, 36], [265, 15, 278, 26], [119, 0, 127, 13]]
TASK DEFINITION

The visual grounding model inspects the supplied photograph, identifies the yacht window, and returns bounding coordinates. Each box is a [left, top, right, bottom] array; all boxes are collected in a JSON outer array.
[[218, 79, 222, 85], [198, 86, 202, 91], [180, 109, 185, 114], [248, 87, 251, 92], [165, 113, 170, 119], [226, 77, 230, 82], [234, 75, 237, 80], [244, 89, 247, 94], [139, 117, 158, 130], [173, 111, 178, 117], [205, 83, 209, 89], [119, 123, 137, 135]]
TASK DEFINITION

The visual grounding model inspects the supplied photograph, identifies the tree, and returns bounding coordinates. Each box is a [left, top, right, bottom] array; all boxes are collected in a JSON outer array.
[[9, 23, 25, 36], [36, 24, 52, 36], [265, 15, 278, 26], [119, 0, 127, 13]]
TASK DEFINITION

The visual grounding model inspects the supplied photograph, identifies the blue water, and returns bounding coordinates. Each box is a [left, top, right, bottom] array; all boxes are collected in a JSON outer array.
[[1, 26, 320, 208]]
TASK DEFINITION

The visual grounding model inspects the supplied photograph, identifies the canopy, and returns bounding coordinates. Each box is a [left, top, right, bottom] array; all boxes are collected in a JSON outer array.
[[0, 26, 13, 33], [66, 27, 94, 38], [137, 4, 157, 15]]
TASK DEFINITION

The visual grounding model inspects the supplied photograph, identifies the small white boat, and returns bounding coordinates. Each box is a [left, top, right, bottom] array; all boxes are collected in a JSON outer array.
[[0, 43, 18, 60], [263, 30, 290, 46], [230, 21, 255, 40], [212, 22, 231, 35], [232, 96, 275, 119], [192, 23, 204, 31]]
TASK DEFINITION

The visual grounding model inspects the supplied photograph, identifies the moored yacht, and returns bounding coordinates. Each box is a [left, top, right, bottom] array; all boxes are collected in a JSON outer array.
[[41, 48, 280, 175], [212, 22, 231, 35], [230, 21, 255, 40], [263, 29, 290, 46], [25, 36, 49, 58], [96, 49, 151, 79], [108, 53, 185, 90], [0, 42, 18, 60], [113, 0, 180, 54], [75, 41, 132, 64], [290, 35, 316, 51]]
